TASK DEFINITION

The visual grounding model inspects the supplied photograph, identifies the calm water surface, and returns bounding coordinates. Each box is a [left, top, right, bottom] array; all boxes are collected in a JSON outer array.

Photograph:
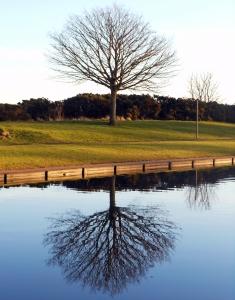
[[0, 167, 235, 300]]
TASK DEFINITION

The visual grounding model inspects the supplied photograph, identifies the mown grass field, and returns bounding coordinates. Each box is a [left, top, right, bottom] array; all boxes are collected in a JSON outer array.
[[0, 120, 235, 170]]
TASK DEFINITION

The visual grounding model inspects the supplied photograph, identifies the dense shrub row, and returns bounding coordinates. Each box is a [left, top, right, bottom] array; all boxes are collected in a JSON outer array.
[[0, 94, 234, 122]]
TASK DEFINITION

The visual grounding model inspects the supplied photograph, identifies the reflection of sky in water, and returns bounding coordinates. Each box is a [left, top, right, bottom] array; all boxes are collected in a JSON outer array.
[[0, 168, 234, 300]]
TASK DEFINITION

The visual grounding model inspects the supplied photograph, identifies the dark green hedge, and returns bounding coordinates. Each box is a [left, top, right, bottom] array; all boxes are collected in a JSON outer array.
[[0, 94, 234, 122]]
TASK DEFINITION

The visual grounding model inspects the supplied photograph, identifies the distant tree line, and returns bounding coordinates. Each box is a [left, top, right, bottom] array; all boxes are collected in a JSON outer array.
[[0, 93, 235, 122]]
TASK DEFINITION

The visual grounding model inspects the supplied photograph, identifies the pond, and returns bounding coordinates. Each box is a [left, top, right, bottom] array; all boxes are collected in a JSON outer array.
[[0, 167, 235, 300]]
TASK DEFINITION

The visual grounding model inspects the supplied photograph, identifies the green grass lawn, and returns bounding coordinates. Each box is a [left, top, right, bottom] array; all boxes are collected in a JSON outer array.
[[0, 120, 235, 170]]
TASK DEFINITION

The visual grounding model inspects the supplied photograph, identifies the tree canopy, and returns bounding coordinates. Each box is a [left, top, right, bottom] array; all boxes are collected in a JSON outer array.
[[48, 5, 176, 125]]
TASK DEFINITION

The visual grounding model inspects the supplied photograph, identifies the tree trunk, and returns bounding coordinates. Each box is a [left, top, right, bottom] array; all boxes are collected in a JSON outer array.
[[109, 176, 116, 209], [109, 176, 117, 251], [109, 89, 117, 126]]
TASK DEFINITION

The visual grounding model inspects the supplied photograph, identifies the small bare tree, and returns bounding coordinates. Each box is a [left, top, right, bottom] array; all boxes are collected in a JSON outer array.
[[188, 72, 220, 139], [186, 170, 217, 210], [188, 72, 220, 103], [48, 5, 176, 125]]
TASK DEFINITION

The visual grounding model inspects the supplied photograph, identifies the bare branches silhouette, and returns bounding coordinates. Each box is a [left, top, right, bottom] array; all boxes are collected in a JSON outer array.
[[49, 5, 176, 125], [44, 177, 177, 295], [186, 170, 217, 210], [188, 72, 220, 103]]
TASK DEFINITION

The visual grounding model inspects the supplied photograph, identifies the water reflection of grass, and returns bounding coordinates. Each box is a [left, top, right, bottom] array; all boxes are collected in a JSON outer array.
[[0, 120, 235, 169]]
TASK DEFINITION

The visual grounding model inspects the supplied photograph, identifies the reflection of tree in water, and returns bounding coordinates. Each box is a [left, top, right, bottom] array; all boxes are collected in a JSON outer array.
[[186, 170, 217, 210], [29, 166, 235, 212], [45, 177, 177, 295]]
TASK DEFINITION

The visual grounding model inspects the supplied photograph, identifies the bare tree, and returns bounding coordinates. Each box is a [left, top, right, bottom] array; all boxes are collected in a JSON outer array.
[[188, 72, 220, 103], [186, 170, 217, 210], [48, 5, 176, 125], [44, 177, 177, 295], [188, 72, 220, 139]]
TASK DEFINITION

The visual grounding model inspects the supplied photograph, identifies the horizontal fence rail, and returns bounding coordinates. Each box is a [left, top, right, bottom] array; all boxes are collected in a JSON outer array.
[[0, 156, 234, 187]]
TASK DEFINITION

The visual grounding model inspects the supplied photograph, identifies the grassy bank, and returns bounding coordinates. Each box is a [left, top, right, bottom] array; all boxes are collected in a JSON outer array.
[[0, 120, 235, 169]]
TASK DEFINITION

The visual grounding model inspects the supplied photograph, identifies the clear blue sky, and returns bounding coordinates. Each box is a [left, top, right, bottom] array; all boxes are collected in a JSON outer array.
[[1, 0, 235, 103]]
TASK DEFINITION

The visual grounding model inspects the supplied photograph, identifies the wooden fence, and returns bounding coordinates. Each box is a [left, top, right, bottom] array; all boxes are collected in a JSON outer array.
[[0, 156, 234, 186]]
